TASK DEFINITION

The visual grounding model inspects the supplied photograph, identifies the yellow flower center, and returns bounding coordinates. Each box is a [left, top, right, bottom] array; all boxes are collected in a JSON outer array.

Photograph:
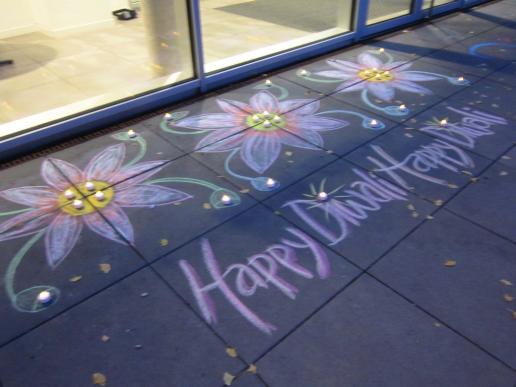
[[59, 181, 114, 216], [358, 68, 394, 82], [246, 113, 285, 132]]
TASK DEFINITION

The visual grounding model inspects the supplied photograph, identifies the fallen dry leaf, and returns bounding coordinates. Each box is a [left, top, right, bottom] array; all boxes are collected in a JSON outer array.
[[433, 200, 444, 206], [507, 309, 516, 320], [501, 155, 512, 160], [239, 188, 250, 194], [407, 204, 415, 211], [500, 279, 513, 286], [69, 275, 82, 283], [92, 372, 107, 386], [99, 264, 111, 274], [160, 239, 169, 247], [285, 151, 293, 156], [503, 294, 514, 302], [433, 322, 442, 328], [101, 335, 110, 342], [499, 171, 508, 176], [447, 183, 459, 189], [411, 212, 419, 218], [226, 347, 237, 358], [223, 372, 235, 386], [203, 203, 212, 209], [426, 215, 434, 220], [274, 211, 281, 215], [470, 177, 479, 183], [444, 260, 457, 267], [247, 364, 257, 374]]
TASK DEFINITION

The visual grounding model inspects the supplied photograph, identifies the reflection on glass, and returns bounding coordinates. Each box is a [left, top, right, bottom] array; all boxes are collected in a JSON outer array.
[[367, 0, 413, 25], [423, 0, 456, 8], [200, 0, 353, 73], [0, 0, 194, 140]]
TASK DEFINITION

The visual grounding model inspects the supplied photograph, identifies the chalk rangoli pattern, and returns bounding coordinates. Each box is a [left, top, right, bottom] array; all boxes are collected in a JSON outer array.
[[161, 89, 385, 191], [0, 133, 241, 313], [179, 106, 508, 334], [297, 49, 470, 117]]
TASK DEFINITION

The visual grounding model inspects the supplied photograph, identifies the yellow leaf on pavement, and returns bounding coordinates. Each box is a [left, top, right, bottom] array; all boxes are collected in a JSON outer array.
[[223, 372, 235, 386], [92, 372, 106, 386], [226, 347, 237, 358]]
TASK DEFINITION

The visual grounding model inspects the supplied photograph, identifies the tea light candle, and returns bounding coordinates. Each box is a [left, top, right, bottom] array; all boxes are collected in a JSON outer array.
[[379, 48, 385, 53], [164, 113, 172, 121], [370, 119, 379, 128], [221, 194, 232, 205], [457, 76, 465, 83], [252, 114, 261, 123], [273, 115, 282, 124], [384, 70, 390, 75], [265, 79, 272, 86], [440, 119, 447, 126], [95, 191, 105, 201], [64, 189, 75, 200], [317, 191, 328, 201], [85, 181, 95, 191], [263, 110, 271, 119], [263, 120, 272, 128], [73, 200, 84, 210], [37, 290, 52, 304], [127, 129, 137, 138], [399, 104, 407, 112], [266, 178, 276, 188], [300, 69, 308, 76]]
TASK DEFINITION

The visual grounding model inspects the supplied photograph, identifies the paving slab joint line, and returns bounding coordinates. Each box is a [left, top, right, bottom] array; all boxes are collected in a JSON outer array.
[[365, 272, 516, 373]]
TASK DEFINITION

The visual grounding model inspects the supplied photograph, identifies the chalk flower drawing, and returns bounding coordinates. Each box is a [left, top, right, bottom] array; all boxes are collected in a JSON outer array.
[[314, 52, 439, 101], [0, 143, 191, 269], [172, 91, 347, 174]]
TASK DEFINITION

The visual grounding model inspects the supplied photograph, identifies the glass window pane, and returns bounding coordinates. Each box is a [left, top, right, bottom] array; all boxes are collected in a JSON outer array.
[[423, 0, 456, 9], [200, 0, 354, 73], [0, 0, 194, 140], [367, 0, 413, 25]]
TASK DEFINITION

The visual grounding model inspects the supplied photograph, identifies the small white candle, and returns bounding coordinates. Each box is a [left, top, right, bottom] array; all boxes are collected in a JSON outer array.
[[266, 178, 276, 188], [384, 70, 390, 75], [457, 76, 465, 82], [95, 191, 105, 201], [300, 69, 308, 76], [252, 114, 261, 122], [127, 129, 137, 138], [317, 192, 328, 201], [263, 110, 271, 119], [85, 181, 95, 191], [263, 120, 272, 128], [273, 115, 282, 123], [375, 74, 381, 79], [37, 290, 52, 304], [379, 48, 385, 53], [440, 119, 447, 126], [399, 104, 407, 112], [221, 194, 232, 205], [265, 79, 272, 86], [164, 113, 172, 120], [370, 119, 379, 127], [64, 189, 75, 200], [73, 200, 84, 210]]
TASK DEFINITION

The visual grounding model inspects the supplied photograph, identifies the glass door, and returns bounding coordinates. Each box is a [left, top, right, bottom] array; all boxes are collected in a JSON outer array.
[[198, 0, 354, 73], [0, 0, 195, 140], [422, 0, 463, 16]]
